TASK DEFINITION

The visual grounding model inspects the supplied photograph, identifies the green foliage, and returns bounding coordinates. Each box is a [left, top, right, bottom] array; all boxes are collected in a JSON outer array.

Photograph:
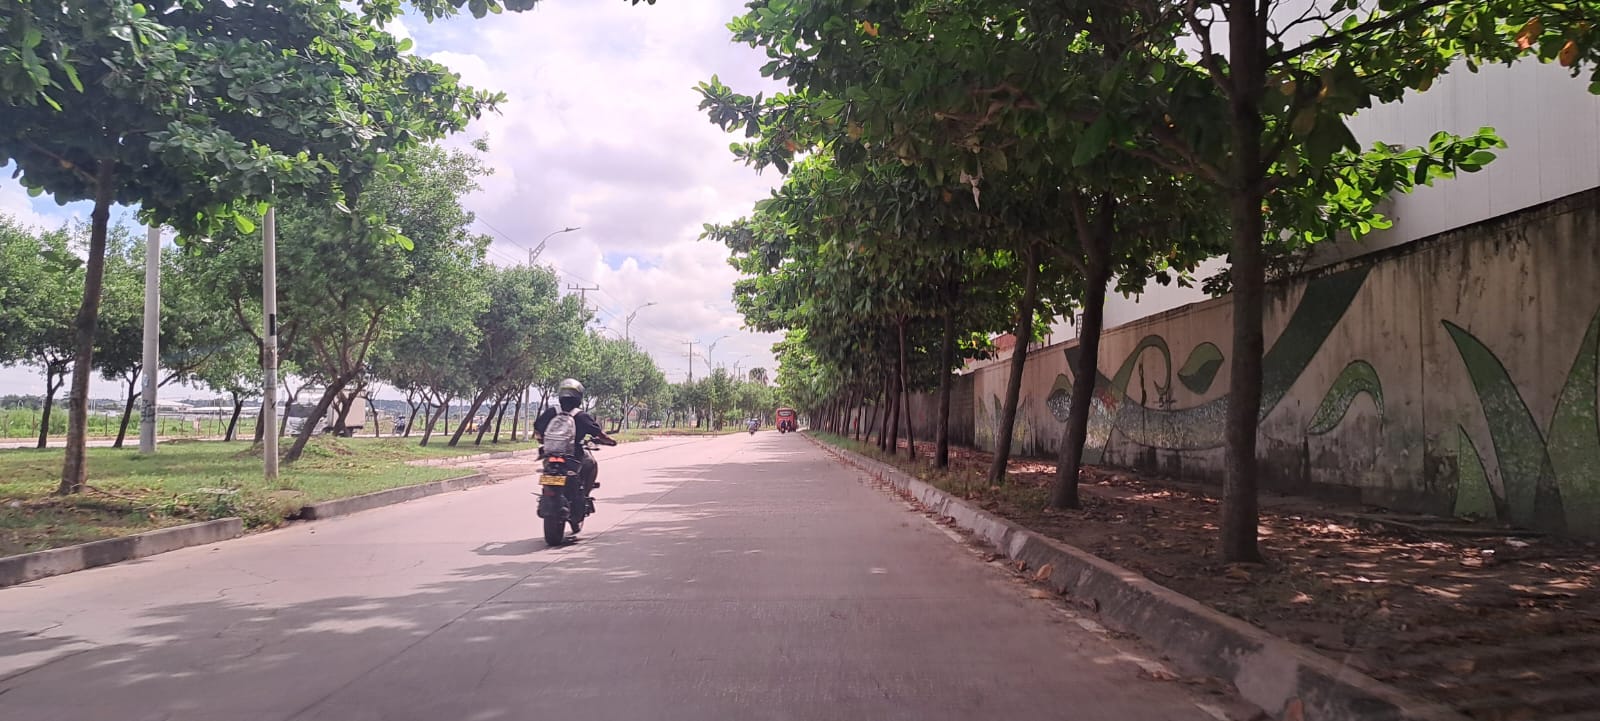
[[0, 215, 77, 372]]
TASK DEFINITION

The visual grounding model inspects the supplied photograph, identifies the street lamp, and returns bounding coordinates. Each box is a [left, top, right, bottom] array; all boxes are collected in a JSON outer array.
[[705, 334, 730, 370], [528, 226, 580, 265], [624, 301, 657, 342]]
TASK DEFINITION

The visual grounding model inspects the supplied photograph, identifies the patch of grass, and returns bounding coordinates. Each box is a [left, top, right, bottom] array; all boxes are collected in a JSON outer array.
[[0, 435, 542, 556]]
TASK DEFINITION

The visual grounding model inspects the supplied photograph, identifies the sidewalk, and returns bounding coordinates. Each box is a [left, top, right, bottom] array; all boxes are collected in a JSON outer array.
[[0, 435, 227, 450], [832, 436, 1600, 721]]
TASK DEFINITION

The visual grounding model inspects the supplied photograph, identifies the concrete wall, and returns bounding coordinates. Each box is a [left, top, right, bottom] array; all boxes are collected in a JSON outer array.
[[970, 188, 1600, 536], [844, 374, 975, 449], [1041, 57, 1600, 343]]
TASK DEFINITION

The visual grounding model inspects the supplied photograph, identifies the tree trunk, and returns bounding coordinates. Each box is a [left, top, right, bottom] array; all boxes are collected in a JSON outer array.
[[37, 366, 63, 449], [334, 382, 363, 434], [404, 401, 420, 438], [448, 388, 493, 447], [988, 246, 1039, 485], [877, 384, 891, 451], [898, 319, 916, 461], [854, 388, 865, 442], [280, 385, 300, 438], [936, 309, 956, 468], [1221, 4, 1269, 564], [1052, 258, 1112, 510], [225, 392, 244, 442], [887, 371, 901, 454], [419, 399, 449, 446], [509, 392, 522, 442], [254, 405, 266, 443], [58, 160, 117, 495], [285, 376, 353, 463], [475, 395, 503, 445], [114, 371, 139, 449]]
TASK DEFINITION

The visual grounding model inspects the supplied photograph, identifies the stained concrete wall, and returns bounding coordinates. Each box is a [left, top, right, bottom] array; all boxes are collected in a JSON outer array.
[[844, 374, 975, 449], [969, 188, 1600, 535]]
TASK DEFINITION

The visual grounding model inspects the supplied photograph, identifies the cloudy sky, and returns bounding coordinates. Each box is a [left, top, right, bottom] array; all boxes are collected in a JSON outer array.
[[0, 0, 786, 400]]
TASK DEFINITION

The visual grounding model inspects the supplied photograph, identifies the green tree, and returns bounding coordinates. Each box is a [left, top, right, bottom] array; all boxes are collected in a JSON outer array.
[[708, 0, 1539, 559], [449, 264, 586, 446], [0, 220, 79, 448], [375, 258, 487, 446], [2, 0, 501, 493]]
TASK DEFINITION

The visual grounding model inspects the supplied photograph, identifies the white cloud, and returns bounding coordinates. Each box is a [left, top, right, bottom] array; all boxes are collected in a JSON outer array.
[[412, 0, 787, 383], [0, 179, 67, 232], [0, 2, 788, 397]]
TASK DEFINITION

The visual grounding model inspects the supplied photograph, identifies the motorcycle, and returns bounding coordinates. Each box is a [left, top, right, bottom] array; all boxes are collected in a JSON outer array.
[[748, 420, 758, 435], [537, 439, 603, 546]]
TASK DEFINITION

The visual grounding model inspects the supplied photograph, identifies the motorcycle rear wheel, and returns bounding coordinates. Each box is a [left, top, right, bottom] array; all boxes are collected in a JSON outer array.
[[544, 516, 565, 546]]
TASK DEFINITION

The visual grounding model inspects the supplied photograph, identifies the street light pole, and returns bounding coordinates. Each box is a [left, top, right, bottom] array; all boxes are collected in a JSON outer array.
[[520, 226, 578, 439], [262, 206, 279, 480], [138, 226, 160, 454], [528, 226, 580, 265], [624, 301, 656, 342], [704, 335, 729, 375]]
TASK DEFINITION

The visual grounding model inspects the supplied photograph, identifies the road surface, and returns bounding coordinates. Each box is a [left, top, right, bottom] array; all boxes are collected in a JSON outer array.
[[0, 433, 1242, 721]]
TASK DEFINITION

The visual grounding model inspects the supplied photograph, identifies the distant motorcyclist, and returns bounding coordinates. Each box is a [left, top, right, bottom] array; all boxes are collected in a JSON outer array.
[[534, 378, 617, 490]]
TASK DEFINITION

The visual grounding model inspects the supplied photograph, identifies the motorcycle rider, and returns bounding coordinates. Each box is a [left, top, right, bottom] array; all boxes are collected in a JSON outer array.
[[534, 379, 618, 494]]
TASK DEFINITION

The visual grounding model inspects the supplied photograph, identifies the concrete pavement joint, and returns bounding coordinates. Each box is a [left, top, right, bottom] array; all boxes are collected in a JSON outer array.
[[806, 434, 1470, 721]]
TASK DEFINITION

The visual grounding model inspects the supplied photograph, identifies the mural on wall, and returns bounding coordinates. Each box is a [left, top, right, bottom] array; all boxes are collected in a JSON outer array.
[[1041, 267, 1384, 462], [975, 395, 1037, 455], [1446, 306, 1600, 533]]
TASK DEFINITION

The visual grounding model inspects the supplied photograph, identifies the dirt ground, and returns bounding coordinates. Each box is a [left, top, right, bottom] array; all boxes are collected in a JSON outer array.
[[845, 437, 1600, 721]]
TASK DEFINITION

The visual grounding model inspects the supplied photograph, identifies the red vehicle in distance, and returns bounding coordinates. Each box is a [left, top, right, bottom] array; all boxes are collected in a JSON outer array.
[[775, 408, 798, 433]]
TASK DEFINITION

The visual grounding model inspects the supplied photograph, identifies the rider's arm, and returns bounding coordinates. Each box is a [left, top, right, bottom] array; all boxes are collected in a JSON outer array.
[[577, 413, 618, 446]]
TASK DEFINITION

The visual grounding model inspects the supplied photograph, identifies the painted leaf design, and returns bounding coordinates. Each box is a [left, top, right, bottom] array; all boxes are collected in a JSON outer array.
[[1453, 425, 1499, 520], [1306, 360, 1384, 435], [1176, 342, 1224, 395], [1546, 306, 1600, 531], [1443, 320, 1562, 530]]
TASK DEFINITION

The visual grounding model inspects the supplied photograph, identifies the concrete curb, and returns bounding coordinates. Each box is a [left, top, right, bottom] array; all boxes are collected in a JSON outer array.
[[807, 435, 1469, 721], [404, 448, 541, 467], [0, 518, 243, 589], [296, 473, 492, 520]]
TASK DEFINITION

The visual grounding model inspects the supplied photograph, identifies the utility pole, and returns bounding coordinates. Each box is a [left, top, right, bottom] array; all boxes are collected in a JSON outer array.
[[683, 339, 697, 382], [567, 283, 599, 308], [262, 206, 279, 481], [139, 226, 160, 454]]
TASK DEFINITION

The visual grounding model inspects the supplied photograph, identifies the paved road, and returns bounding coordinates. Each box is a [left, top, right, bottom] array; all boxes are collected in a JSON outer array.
[[0, 433, 1238, 721]]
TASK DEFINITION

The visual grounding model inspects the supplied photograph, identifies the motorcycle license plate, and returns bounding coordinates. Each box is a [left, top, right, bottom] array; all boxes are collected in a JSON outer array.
[[539, 474, 567, 487]]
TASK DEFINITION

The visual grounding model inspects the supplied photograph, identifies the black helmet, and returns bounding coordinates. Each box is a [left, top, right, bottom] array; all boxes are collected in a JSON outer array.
[[557, 378, 585, 401]]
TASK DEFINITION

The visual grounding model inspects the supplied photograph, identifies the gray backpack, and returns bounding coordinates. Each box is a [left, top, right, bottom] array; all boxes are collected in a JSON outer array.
[[544, 409, 578, 456]]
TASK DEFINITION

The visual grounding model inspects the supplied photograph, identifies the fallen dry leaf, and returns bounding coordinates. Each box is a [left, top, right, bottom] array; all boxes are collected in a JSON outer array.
[[1225, 566, 1253, 582], [1034, 563, 1054, 583], [1012, 559, 1028, 573], [1027, 589, 1055, 599], [1444, 658, 1476, 675], [1138, 668, 1181, 682]]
